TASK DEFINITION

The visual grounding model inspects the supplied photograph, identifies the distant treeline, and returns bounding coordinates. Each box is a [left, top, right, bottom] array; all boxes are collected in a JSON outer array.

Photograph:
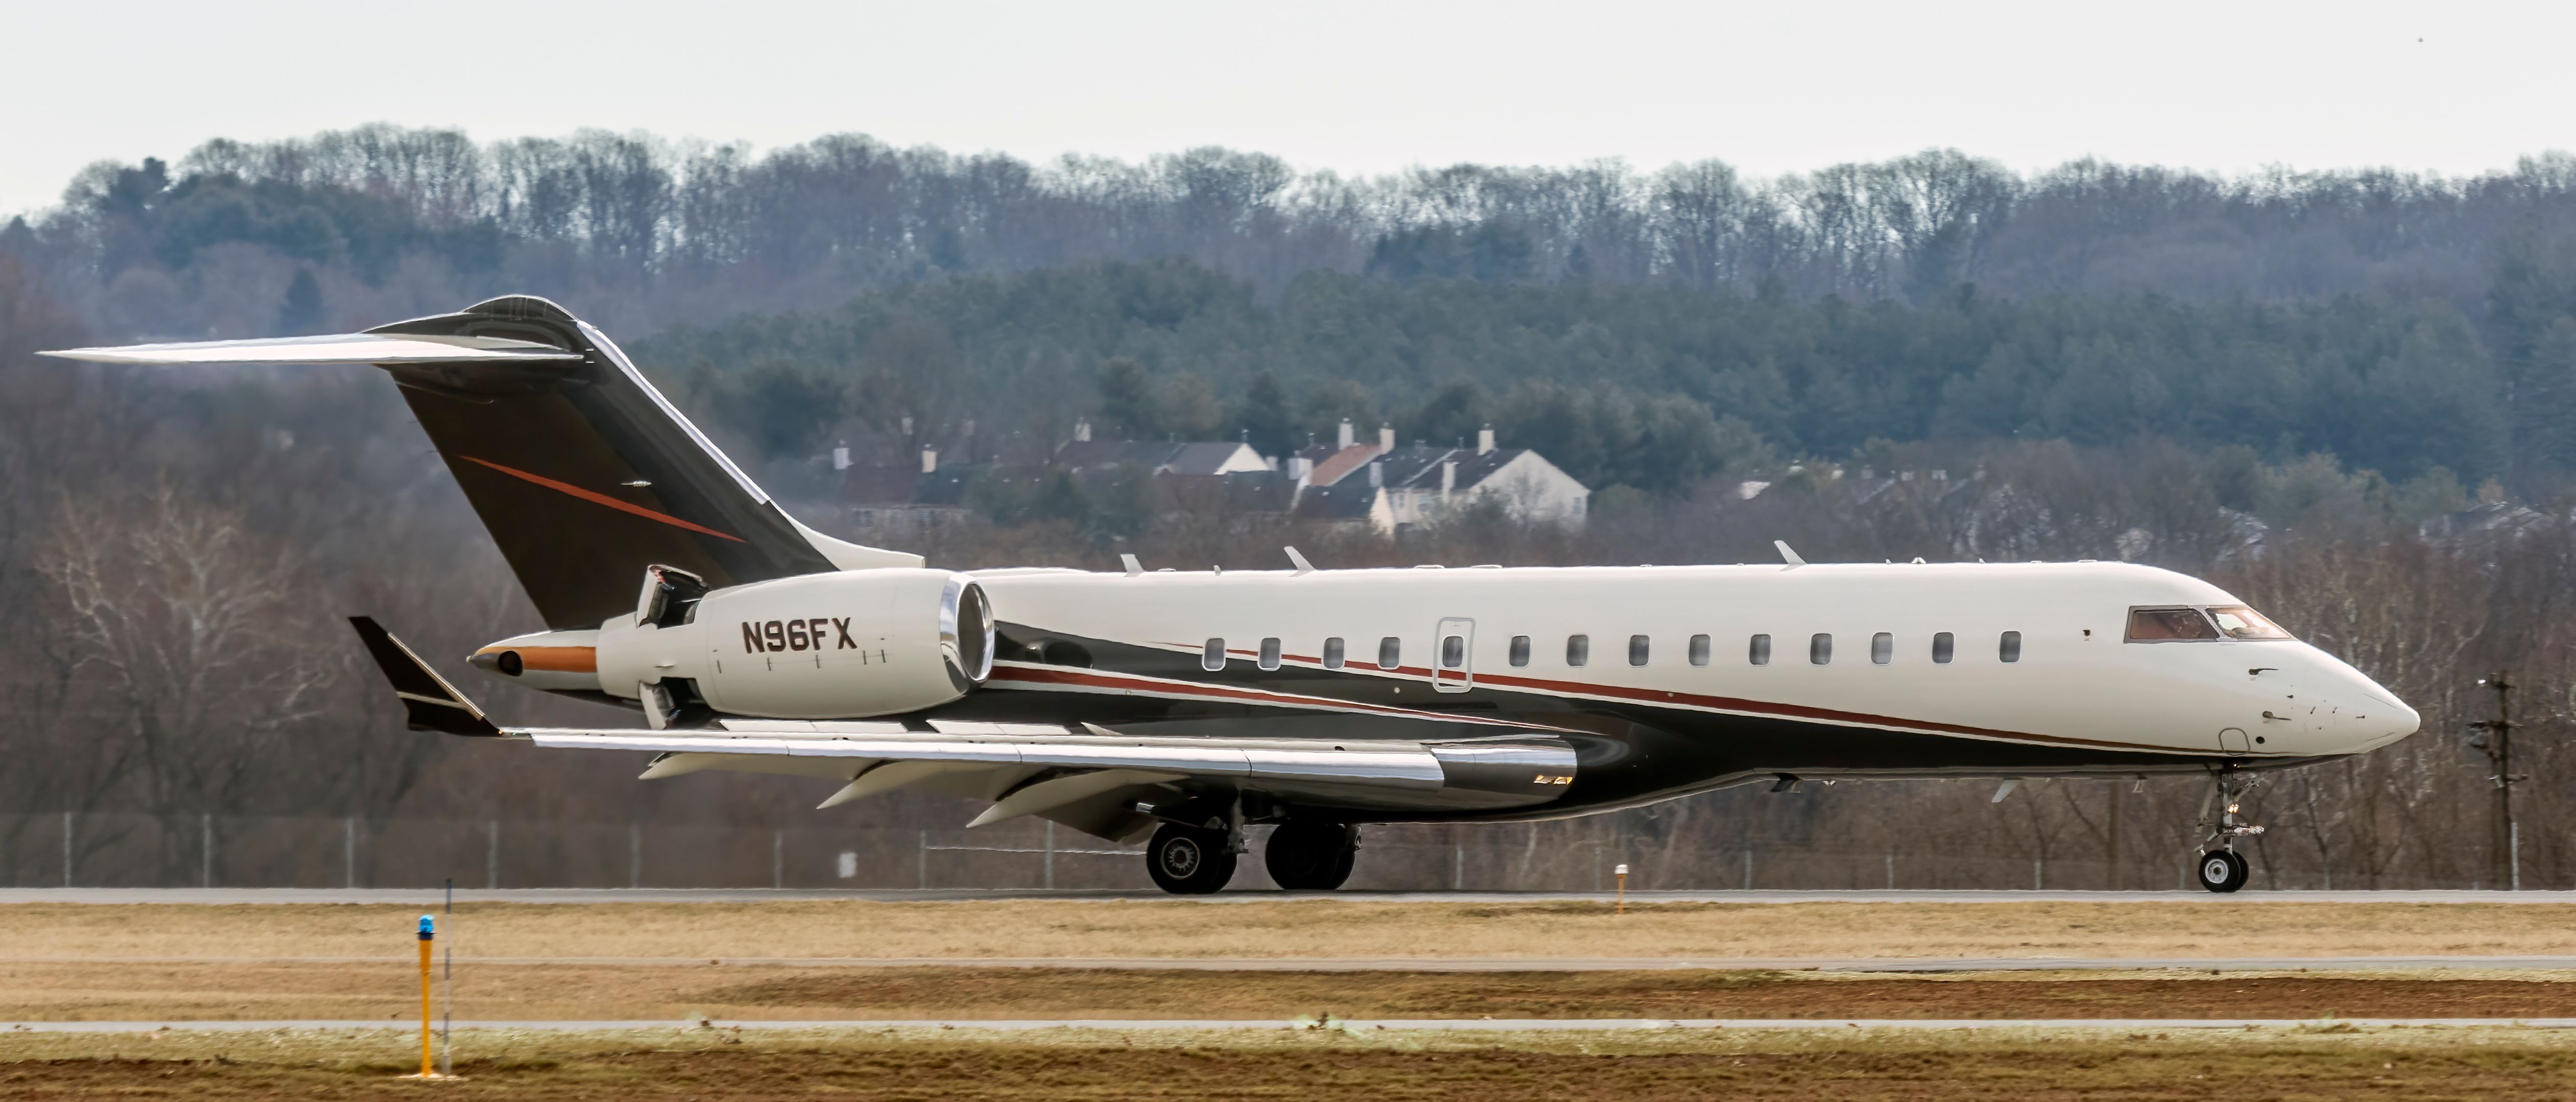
[[639, 254, 2576, 495], [6, 125, 2576, 342]]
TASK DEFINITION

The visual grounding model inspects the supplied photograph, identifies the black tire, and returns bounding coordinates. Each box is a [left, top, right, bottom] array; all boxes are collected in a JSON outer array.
[[2197, 849, 2249, 893], [1265, 822, 1358, 891], [1147, 824, 1237, 895]]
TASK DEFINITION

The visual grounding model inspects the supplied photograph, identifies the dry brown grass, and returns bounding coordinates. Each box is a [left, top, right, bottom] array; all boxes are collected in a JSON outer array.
[[5, 1025, 2574, 1099], [5, 962, 2575, 1023], [6, 899, 2574, 962]]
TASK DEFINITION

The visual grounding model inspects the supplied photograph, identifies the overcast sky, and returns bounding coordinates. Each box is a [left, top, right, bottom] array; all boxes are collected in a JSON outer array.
[[5, 0, 2568, 217]]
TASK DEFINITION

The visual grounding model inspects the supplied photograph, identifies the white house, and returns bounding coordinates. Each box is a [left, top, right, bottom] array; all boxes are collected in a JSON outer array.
[[1290, 422, 1588, 534]]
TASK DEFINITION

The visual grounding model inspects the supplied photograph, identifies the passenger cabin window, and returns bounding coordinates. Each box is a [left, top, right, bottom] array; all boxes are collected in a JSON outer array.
[[1628, 635, 1651, 666], [1871, 632, 1893, 664], [1931, 632, 1954, 664], [1509, 636, 1532, 667], [1566, 634, 1590, 666], [1258, 637, 1282, 671], [1322, 637, 1346, 669], [1377, 636, 1402, 670], [2208, 606, 2294, 640], [1999, 631, 2022, 663], [1688, 634, 1711, 666], [1441, 634, 1466, 668], [2127, 607, 2219, 641], [1749, 634, 1772, 665], [1810, 633, 1833, 665], [1202, 638, 1226, 672]]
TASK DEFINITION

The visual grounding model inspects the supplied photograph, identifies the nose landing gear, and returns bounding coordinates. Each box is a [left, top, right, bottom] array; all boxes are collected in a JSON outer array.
[[2195, 772, 2265, 894]]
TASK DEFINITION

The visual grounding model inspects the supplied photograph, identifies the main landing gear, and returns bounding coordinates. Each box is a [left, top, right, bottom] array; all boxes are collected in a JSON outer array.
[[1140, 799, 1361, 894], [1146, 822, 1237, 895], [1264, 822, 1359, 891], [2195, 772, 2265, 894]]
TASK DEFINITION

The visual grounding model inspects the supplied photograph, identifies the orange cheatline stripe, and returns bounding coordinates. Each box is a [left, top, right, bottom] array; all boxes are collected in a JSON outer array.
[[460, 457, 746, 543], [473, 645, 599, 673]]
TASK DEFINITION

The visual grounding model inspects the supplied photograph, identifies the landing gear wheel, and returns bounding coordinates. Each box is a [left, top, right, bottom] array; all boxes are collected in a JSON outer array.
[[1264, 822, 1358, 891], [2197, 849, 2249, 893], [1147, 824, 1237, 895]]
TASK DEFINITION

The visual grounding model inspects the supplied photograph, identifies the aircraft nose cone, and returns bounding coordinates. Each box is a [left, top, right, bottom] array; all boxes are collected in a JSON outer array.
[[2387, 697, 2422, 739], [2345, 691, 2420, 750]]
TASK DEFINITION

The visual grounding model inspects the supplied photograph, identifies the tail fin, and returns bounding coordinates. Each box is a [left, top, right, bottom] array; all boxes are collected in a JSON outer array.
[[47, 296, 918, 628]]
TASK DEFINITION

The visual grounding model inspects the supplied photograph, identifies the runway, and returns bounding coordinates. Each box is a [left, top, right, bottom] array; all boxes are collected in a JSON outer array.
[[9, 888, 2573, 905], [13, 1017, 2576, 1033], [7, 954, 2574, 972]]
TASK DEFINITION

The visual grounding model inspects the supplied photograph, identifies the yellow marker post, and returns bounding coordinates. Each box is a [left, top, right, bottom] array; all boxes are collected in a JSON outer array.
[[416, 915, 435, 1076], [401, 915, 456, 1080], [1614, 863, 1629, 914]]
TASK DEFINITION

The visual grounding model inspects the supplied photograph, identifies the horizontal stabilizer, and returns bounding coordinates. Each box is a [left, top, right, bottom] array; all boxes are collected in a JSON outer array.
[[348, 616, 501, 737], [40, 332, 585, 366]]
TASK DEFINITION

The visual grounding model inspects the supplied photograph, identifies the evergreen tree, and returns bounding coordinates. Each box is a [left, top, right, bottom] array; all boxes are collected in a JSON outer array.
[[1232, 372, 1297, 459], [275, 270, 324, 334]]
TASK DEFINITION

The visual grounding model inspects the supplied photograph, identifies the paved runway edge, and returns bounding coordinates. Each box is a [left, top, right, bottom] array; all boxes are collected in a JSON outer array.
[[13, 1018, 2576, 1033], [10, 888, 2576, 904], [7, 954, 2576, 971]]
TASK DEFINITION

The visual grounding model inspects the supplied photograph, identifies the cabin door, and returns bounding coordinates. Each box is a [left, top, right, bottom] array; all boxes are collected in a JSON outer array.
[[1432, 617, 1475, 693]]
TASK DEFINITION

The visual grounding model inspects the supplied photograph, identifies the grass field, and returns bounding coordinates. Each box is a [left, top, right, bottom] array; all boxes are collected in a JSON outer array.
[[12, 900, 2576, 1096], [7, 963, 2576, 1022], [7, 898, 2575, 961], [6, 1025, 2574, 1099]]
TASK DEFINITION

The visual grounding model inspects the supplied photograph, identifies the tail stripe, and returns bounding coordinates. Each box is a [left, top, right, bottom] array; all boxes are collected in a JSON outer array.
[[461, 456, 747, 543]]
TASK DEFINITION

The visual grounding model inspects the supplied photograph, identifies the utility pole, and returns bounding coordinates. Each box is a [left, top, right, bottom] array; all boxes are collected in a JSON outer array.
[[2470, 671, 2526, 890]]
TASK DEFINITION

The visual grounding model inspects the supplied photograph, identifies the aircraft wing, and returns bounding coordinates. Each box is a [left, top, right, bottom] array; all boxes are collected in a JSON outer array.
[[350, 618, 1577, 840], [39, 332, 585, 365]]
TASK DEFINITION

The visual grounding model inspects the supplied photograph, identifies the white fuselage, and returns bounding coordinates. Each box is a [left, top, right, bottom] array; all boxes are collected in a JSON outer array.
[[966, 560, 2419, 763]]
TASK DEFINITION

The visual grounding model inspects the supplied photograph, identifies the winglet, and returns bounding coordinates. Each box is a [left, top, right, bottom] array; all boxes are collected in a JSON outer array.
[[1284, 546, 1316, 575], [1120, 554, 1143, 578], [1774, 540, 1806, 567], [347, 617, 502, 736]]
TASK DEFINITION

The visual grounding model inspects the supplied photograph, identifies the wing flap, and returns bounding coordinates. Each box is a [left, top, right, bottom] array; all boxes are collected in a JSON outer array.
[[521, 725, 1450, 786]]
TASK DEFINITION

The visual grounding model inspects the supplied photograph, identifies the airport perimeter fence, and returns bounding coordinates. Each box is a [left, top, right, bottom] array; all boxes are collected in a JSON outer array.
[[0, 812, 2502, 892]]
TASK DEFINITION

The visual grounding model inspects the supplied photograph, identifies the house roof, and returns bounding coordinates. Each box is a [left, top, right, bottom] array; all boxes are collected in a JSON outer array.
[[1293, 481, 1384, 521], [1056, 440, 1267, 476], [1301, 443, 1383, 487], [839, 466, 932, 506], [1373, 446, 1537, 492], [837, 464, 979, 507]]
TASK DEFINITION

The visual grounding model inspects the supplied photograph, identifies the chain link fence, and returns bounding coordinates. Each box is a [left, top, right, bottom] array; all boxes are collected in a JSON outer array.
[[0, 812, 2497, 892]]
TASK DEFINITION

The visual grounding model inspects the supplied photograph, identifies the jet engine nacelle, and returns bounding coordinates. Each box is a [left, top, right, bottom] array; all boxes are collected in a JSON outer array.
[[595, 568, 994, 721]]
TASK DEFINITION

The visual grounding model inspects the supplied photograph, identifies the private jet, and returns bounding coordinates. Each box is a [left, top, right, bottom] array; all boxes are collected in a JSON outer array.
[[44, 296, 2421, 894]]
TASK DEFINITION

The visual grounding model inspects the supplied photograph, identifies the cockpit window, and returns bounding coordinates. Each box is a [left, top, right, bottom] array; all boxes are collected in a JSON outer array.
[[2127, 607, 2220, 641], [2207, 605, 2294, 640]]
